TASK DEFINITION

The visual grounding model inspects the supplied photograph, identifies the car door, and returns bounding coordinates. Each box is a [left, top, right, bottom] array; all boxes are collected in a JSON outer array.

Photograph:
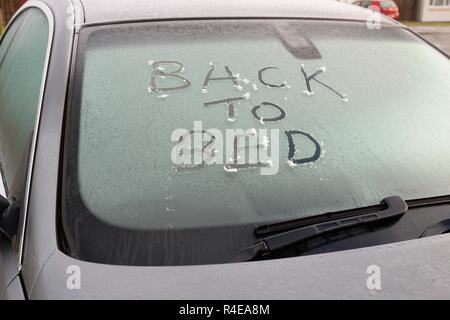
[[0, 5, 51, 299]]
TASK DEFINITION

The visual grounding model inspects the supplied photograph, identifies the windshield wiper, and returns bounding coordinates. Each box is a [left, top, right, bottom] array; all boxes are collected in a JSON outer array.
[[230, 196, 408, 263]]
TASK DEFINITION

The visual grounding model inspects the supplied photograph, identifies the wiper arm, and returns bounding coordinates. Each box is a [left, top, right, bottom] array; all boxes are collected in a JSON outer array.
[[230, 196, 408, 263]]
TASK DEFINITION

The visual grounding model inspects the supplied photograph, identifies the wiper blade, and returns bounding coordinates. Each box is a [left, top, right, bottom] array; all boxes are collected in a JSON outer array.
[[230, 196, 408, 263]]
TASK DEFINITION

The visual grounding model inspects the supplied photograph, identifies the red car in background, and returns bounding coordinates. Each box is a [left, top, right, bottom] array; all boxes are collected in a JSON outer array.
[[353, 0, 400, 20]]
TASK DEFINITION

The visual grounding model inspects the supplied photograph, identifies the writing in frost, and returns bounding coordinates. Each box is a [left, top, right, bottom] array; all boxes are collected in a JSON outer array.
[[147, 60, 348, 175]]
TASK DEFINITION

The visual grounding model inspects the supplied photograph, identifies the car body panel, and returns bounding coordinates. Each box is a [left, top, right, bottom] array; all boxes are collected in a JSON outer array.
[[0, 235, 20, 299], [14, 0, 56, 269], [0, 0, 65, 299], [79, 0, 396, 25], [3, 276, 25, 300], [18, 0, 75, 296], [30, 234, 450, 299]]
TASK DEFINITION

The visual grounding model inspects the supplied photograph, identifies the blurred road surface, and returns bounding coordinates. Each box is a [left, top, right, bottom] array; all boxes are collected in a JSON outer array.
[[410, 26, 450, 56]]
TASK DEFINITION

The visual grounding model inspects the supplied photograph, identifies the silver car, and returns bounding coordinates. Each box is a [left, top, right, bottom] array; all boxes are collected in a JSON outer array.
[[1, 0, 450, 299]]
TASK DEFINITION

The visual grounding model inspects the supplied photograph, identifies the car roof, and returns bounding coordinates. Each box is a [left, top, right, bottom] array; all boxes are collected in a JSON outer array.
[[73, 0, 396, 26]]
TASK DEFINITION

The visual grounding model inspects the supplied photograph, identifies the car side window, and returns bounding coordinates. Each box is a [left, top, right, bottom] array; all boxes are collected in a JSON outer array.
[[0, 12, 26, 66], [0, 8, 49, 193]]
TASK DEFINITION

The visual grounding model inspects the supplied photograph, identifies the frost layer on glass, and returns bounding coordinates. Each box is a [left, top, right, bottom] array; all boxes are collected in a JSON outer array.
[[73, 20, 450, 230]]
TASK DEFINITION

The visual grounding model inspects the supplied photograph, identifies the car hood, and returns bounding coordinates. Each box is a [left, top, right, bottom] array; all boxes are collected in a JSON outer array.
[[29, 234, 450, 299]]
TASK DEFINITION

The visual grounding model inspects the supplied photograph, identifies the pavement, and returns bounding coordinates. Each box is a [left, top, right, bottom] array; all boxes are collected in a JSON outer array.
[[408, 26, 450, 55]]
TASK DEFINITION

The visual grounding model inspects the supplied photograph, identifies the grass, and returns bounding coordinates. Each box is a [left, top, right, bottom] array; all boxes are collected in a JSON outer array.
[[401, 20, 450, 27]]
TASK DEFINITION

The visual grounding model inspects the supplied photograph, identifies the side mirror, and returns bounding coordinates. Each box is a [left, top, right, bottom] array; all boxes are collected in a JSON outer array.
[[0, 194, 19, 240]]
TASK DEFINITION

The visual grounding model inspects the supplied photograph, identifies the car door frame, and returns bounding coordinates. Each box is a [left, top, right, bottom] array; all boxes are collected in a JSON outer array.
[[17, 0, 78, 298], [0, 0, 55, 299]]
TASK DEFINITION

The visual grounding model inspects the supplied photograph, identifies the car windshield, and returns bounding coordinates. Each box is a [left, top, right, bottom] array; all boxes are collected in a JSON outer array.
[[62, 19, 450, 266]]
